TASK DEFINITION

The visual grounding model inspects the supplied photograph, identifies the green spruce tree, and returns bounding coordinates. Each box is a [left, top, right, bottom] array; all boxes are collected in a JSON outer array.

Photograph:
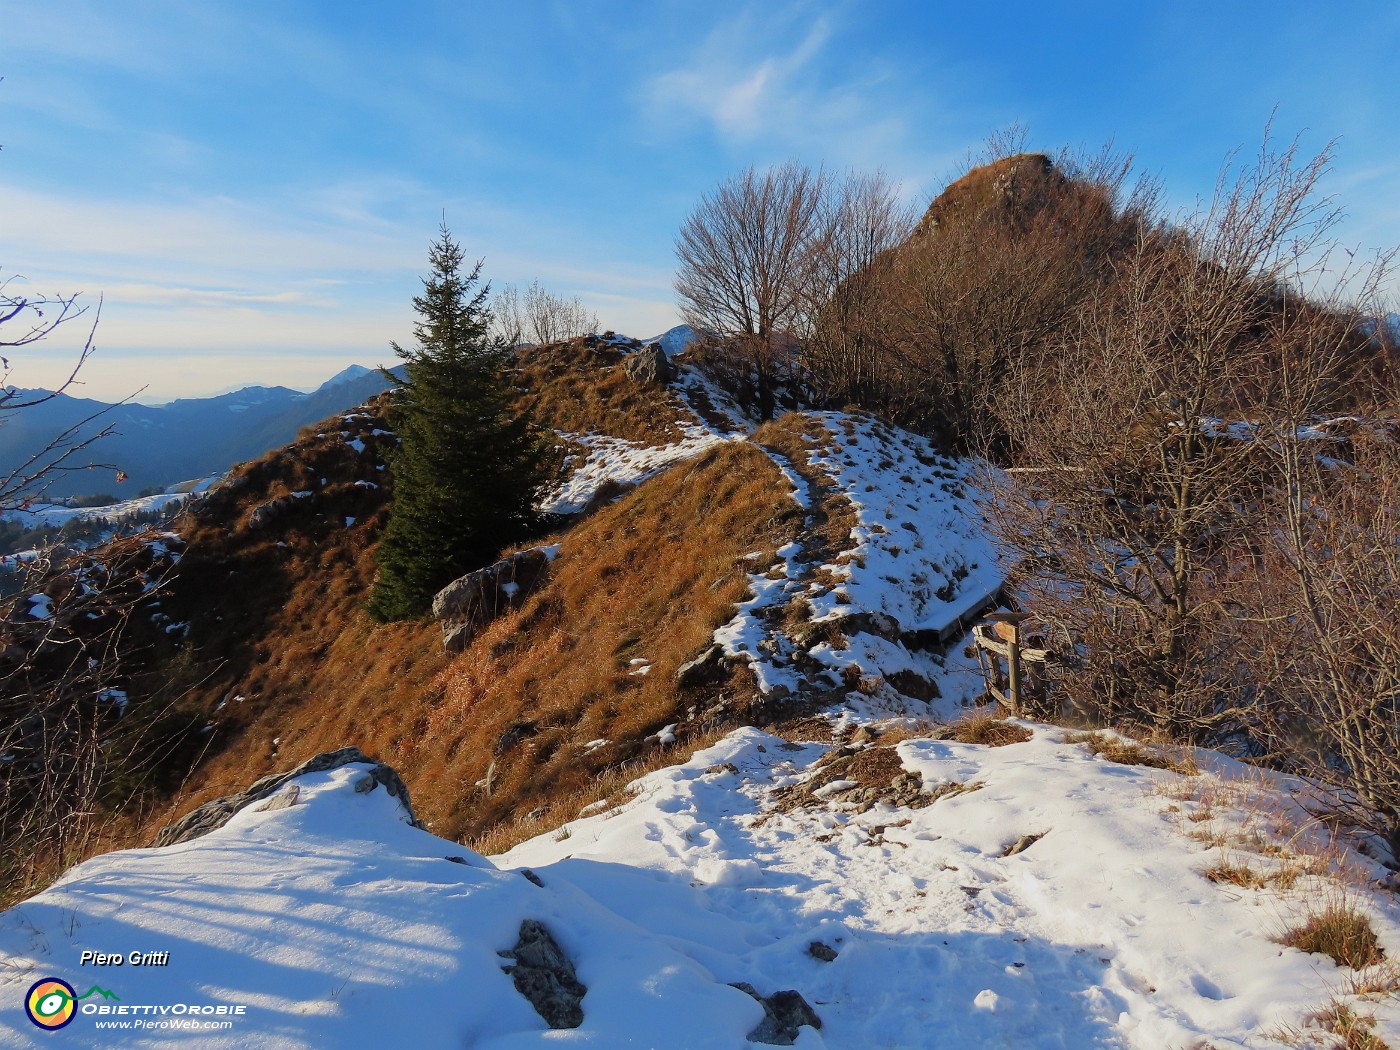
[[368, 224, 548, 622]]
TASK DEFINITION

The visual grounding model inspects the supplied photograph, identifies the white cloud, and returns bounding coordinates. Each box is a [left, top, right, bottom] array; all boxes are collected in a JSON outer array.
[[646, 8, 935, 173]]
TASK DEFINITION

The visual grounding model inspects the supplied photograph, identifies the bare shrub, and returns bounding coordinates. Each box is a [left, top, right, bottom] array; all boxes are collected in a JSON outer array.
[[984, 128, 1389, 744], [492, 280, 599, 347], [675, 162, 834, 420], [0, 536, 195, 902]]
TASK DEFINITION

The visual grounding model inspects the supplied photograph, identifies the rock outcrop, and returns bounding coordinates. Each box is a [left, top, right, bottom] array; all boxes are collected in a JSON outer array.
[[431, 546, 552, 653], [154, 746, 420, 846], [623, 342, 674, 385], [498, 919, 586, 1029]]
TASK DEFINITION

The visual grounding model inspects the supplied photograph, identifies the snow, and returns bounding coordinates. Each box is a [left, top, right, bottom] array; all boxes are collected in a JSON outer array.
[[96, 688, 129, 715], [1, 474, 224, 531], [799, 413, 1001, 638], [712, 412, 1000, 712], [640, 324, 702, 358], [539, 426, 729, 516], [3, 730, 1398, 1047]]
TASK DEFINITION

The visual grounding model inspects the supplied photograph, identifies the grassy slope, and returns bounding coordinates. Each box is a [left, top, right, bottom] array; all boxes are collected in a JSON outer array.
[[116, 343, 799, 854]]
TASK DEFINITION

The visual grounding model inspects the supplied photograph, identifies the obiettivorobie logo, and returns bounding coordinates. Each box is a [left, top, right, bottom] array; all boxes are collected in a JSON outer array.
[[25, 978, 119, 1030]]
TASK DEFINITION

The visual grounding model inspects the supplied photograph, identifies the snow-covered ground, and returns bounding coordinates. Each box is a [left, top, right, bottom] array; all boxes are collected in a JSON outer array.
[[540, 425, 732, 515], [2, 475, 224, 530], [797, 413, 1000, 637], [3, 728, 1396, 1048], [712, 411, 1000, 714]]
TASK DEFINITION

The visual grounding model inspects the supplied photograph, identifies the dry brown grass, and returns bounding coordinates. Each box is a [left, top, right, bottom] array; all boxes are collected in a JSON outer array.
[[514, 339, 695, 445], [1276, 999, 1393, 1050], [1159, 771, 1374, 897], [78, 401, 798, 864], [1064, 729, 1198, 775], [949, 709, 1033, 747], [1279, 897, 1387, 970], [771, 739, 979, 816], [751, 413, 858, 588], [412, 439, 801, 842]]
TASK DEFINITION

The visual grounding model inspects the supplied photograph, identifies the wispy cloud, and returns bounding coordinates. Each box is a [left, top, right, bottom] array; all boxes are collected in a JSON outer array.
[[650, 16, 834, 142], [639, 4, 963, 192]]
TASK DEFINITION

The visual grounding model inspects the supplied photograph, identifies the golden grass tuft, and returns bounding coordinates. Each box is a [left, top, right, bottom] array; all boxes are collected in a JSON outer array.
[[1064, 729, 1198, 775], [1279, 898, 1387, 970], [1276, 999, 1393, 1050], [949, 709, 1033, 747]]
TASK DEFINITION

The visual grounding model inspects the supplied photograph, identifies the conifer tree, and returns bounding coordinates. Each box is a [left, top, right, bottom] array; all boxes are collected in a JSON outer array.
[[368, 224, 548, 622]]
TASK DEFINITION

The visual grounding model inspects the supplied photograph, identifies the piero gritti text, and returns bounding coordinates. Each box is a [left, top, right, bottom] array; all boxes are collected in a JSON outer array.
[[80, 950, 171, 967]]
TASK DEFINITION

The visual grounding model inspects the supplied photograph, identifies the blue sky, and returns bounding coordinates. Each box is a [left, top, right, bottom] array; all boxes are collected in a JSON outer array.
[[4, 1, 1399, 402]]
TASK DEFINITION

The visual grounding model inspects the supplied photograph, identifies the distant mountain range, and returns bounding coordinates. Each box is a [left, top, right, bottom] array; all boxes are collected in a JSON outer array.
[[0, 364, 402, 500], [2, 328, 702, 502]]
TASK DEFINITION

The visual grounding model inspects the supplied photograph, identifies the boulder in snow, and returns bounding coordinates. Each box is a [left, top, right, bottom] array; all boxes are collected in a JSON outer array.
[[498, 919, 586, 1029], [729, 982, 822, 1045], [623, 342, 675, 385], [155, 746, 421, 846]]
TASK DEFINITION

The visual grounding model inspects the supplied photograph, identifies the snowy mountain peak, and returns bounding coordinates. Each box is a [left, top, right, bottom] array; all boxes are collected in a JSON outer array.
[[317, 364, 378, 391], [643, 323, 702, 357]]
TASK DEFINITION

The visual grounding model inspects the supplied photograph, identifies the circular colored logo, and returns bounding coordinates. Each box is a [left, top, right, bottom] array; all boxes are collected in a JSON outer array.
[[26, 978, 77, 1030]]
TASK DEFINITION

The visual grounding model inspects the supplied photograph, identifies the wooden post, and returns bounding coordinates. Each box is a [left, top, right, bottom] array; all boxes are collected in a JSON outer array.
[[1006, 623, 1022, 717], [983, 611, 1033, 718]]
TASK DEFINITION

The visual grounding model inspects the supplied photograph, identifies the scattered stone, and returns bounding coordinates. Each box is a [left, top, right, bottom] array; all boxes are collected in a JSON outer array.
[[155, 747, 421, 846], [494, 720, 540, 756], [706, 762, 740, 776], [246, 494, 304, 530], [444, 855, 471, 865], [729, 982, 822, 1045], [498, 920, 586, 1030], [676, 644, 728, 687], [807, 941, 838, 962], [887, 669, 941, 702], [253, 784, 300, 812], [1001, 831, 1046, 857], [520, 869, 545, 887]]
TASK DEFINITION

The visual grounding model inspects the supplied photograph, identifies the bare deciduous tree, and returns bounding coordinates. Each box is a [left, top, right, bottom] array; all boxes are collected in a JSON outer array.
[[490, 280, 599, 347], [0, 276, 122, 510], [675, 162, 830, 419], [803, 170, 917, 408]]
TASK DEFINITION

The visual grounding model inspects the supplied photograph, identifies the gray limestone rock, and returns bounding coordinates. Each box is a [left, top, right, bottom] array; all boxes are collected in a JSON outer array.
[[729, 982, 822, 1045], [154, 747, 420, 847], [498, 919, 586, 1029], [431, 546, 551, 652], [623, 342, 674, 385]]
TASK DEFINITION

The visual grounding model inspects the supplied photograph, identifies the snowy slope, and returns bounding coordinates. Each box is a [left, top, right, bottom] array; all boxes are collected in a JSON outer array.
[[710, 411, 1001, 713], [3, 475, 224, 530], [4, 730, 1397, 1048], [540, 424, 730, 516]]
